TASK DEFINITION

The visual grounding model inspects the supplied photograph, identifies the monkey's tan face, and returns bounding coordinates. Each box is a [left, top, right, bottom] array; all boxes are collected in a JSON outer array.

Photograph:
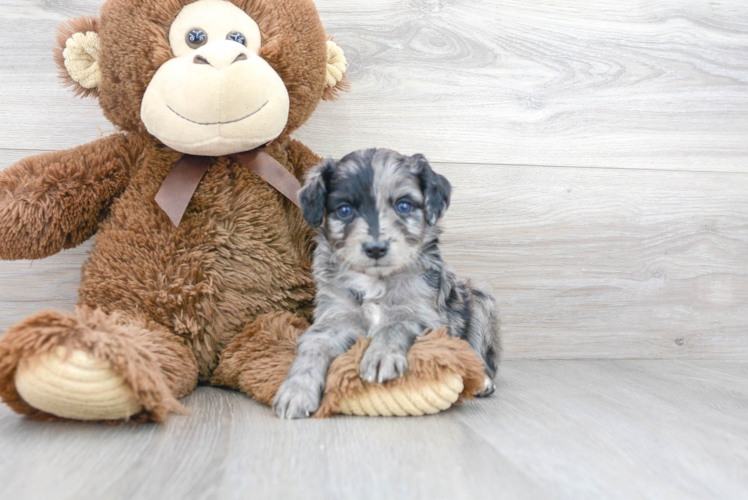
[[141, 0, 290, 156]]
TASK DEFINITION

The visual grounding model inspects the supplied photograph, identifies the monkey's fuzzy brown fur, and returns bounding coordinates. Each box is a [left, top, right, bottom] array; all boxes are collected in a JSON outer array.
[[0, 0, 343, 422], [211, 312, 311, 406]]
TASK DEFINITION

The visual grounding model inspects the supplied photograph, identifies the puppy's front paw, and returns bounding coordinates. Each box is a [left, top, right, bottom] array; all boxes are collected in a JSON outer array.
[[273, 377, 322, 419], [360, 346, 408, 384]]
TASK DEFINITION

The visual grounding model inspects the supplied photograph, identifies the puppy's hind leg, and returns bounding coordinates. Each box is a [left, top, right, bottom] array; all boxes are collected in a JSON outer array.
[[465, 285, 501, 397]]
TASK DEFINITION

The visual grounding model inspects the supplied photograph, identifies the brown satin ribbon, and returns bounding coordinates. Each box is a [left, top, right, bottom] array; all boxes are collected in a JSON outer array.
[[229, 150, 302, 209], [154, 148, 302, 227]]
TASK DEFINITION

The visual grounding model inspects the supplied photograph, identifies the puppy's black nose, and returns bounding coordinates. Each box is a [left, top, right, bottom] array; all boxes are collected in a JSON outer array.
[[363, 241, 389, 259]]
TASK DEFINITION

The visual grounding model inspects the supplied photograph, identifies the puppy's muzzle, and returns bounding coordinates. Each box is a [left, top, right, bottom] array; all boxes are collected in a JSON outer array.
[[363, 241, 389, 259]]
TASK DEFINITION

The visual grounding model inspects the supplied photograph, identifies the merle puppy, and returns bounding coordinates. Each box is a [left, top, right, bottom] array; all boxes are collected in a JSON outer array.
[[273, 149, 500, 419]]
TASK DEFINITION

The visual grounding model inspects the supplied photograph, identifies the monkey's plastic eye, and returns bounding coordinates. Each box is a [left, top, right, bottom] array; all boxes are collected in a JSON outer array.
[[337, 205, 353, 219], [396, 200, 412, 214], [186, 28, 208, 49], [227, 31, 246, 46]]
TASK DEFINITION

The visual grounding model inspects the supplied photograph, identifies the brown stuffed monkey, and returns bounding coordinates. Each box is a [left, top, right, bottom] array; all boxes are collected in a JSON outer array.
[[0, 0, 485, 422]]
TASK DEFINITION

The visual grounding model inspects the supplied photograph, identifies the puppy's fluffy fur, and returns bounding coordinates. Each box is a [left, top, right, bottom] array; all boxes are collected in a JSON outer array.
[[274, 149, 500, 419]]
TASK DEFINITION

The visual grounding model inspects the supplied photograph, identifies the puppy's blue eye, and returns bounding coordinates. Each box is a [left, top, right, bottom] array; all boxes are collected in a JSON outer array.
[[227, 31, 246, 45], [337, 205, 353, 218], [396, 201, 412, 214], [186, 28, 208, 48]]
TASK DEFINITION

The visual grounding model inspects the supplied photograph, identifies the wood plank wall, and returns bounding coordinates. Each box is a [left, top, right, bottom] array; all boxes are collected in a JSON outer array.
[[1, 0, 746, 359]]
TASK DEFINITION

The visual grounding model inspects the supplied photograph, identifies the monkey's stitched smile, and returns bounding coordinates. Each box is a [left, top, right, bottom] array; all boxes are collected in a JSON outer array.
[[167, 100, 269, 125]]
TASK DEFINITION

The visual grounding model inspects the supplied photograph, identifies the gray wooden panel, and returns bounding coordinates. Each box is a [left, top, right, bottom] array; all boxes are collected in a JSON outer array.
[[1, 0, 748, 171], [0, 243, 90, 329], [438, 163, 748, 359], [2, 159, 746, 359], [301, 0, 748, 171], [0, 149, 37, 167], [0, 360, 745, 500]]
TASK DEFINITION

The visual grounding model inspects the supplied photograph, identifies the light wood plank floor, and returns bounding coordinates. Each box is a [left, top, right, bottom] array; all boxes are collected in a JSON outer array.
[[0, 361, 746, 500]]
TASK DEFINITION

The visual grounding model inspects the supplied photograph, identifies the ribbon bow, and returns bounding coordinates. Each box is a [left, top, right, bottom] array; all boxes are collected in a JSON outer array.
[[155, 148, 302, 227]]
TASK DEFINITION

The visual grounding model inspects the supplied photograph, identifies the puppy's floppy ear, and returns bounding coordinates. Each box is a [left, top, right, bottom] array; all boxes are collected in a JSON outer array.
[[412, 154, 451, 225], [299, 158, 336, 228]]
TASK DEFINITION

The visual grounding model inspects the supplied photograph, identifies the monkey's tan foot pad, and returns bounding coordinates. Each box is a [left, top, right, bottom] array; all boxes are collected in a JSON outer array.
[[15, 347, 143, 420], [337, 372, 464, 417]]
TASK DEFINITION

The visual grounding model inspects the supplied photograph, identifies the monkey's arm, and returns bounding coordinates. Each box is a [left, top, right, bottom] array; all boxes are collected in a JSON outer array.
[[0, 134, 136, 260]]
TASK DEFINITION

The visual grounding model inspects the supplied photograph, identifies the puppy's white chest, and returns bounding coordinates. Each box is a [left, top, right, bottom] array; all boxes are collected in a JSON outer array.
[[345, 273, 388, 329], [361, 301, 385, 329], [348, 274, 386, 300]]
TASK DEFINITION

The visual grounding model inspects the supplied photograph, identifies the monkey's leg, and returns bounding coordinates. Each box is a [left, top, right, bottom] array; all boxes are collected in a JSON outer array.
[[0, 307, 198, 422], [210, 312, 310, 406]]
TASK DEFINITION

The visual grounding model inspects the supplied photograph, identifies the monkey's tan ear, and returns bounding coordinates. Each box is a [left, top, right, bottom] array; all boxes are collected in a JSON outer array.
[[54, 16, 101, 99], [322, 39, 350, 101]]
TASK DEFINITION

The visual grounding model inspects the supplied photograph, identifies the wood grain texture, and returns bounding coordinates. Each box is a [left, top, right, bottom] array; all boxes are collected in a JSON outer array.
[[1, 0, 748, 170], [301, 0, 748, 171], [437, 163, 748, 359], [0, 360, 745, 500]]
